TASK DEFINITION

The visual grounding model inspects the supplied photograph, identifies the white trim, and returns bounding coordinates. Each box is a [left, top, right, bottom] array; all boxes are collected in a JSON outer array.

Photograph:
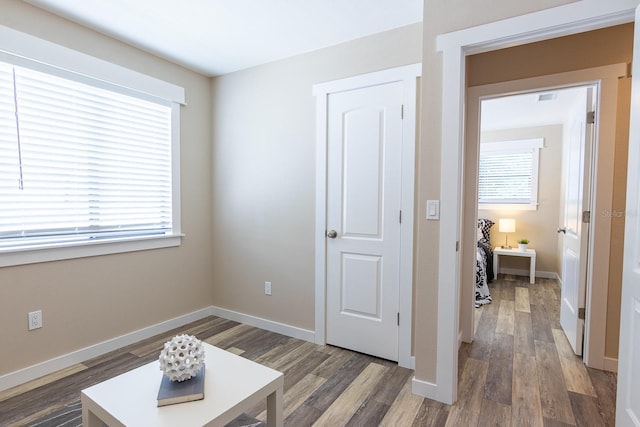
[[0, 234, 183, 267], [603, 357, 618, 373], [478, 203, 538, 211], [496, 268, 557, 279], [209, 306, 315, 343], [312, 63, 420, 369], [171, 103, 182, 237], [411, 376, 438, 401], [432, 0, 639, 405], [0, 24, 185, 104], [0, 307, 212, 392]]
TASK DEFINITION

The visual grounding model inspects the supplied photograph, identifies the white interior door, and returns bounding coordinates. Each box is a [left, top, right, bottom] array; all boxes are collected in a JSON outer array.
[[559, 86, 594, 356], [616, 6, 640, 426], [325, 81, 403, 362]]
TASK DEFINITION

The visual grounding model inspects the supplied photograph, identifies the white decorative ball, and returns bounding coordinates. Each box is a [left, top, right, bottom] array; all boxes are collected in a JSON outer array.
[[159, 334, 205, 382]]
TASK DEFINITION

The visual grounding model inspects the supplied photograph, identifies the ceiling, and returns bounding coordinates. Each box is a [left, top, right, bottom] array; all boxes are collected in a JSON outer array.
[[24, 0, 423, 77], [480, 87, 588, 132]]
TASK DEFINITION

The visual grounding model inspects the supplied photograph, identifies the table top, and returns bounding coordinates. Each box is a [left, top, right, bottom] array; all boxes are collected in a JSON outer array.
[[81, 342, 283, 427], [494, 246, 536, 256]]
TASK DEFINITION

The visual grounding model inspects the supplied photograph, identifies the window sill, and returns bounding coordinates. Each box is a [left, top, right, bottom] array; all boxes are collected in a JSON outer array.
[[0, 234, 183, 268], [478, 203, 538, 211]]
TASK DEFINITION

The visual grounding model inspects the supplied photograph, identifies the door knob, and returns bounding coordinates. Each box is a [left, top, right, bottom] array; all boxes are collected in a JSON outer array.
[[557, 227, 567, 234], [327, 230, 337, 239]]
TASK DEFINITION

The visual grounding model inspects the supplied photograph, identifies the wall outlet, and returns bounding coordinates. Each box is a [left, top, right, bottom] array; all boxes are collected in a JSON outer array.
[[28, 310, 43, 330], [264, 281, 272, 296]]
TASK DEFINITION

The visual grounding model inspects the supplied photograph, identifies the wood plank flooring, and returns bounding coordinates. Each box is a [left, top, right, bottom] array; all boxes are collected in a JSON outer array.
[[0, 275, 617, 426]]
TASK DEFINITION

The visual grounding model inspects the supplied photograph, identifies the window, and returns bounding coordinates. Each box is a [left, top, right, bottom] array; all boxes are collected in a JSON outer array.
[[478, 138, 543, 210], [0, 27, 184, 266]]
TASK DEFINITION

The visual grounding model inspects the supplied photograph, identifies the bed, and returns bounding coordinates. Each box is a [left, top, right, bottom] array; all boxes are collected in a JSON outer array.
[[476, 218, 494, 308]]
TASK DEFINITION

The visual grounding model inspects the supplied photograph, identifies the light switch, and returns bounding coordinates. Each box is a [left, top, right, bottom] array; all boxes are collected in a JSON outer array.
[[426, 200, 440, 220]]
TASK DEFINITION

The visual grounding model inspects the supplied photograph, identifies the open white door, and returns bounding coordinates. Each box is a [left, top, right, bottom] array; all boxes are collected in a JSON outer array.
[[559, 86, 595, 356], [616, 5, 640, 426], [325, 81, 403, 362]]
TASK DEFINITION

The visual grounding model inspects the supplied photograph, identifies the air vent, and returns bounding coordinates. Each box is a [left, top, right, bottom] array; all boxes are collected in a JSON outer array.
[[538, 92, 558, 102]]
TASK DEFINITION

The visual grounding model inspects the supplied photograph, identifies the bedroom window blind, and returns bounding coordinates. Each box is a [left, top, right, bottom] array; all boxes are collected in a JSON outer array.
[[0, 60, 173, 249], [478, 139, 543, 209]]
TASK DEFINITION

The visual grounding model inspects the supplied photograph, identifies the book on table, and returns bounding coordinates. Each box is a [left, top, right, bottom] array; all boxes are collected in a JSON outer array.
[[157, 365, 205, 407]]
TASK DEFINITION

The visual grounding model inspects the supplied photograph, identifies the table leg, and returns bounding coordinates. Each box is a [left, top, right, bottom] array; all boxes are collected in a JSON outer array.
[[530, 255, 536, 284], [493, 253, 499, 281], [266, 385, 283, 427], [82, 406, 104, 427]]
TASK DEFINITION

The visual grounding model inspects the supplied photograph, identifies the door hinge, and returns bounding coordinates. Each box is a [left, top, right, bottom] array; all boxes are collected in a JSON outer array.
[[456, 241, 460, 252], [397, 312, 400, 326], [578, 307, 586, 320], [399, 210, 402, 224], [401, 104, 404, 119], [582, 211, 591, 224], [587, 111, 595, 124]]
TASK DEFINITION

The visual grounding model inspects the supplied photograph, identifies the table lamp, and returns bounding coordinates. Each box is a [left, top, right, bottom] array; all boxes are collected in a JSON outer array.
[[499, 218, 516, 249]]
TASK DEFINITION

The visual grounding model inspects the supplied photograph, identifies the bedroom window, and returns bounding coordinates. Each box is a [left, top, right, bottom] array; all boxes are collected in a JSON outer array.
[[0, 28, 184, 267], [478, 138, 543, 210]]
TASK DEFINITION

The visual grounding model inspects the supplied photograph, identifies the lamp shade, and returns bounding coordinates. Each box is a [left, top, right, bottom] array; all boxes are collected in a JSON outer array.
[[499, 218, 516, 233]]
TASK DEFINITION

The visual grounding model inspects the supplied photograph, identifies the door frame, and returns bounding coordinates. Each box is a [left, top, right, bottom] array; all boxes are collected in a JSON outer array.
[[435, 0, 638, 404], [312, 63, 421, 369], [462, 66, 625, 361]]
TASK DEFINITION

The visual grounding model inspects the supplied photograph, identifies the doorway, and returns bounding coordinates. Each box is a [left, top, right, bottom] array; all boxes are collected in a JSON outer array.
[[430, 0, 636, 407], [462, 64, 627, 369], [470, 84, 596, 355]]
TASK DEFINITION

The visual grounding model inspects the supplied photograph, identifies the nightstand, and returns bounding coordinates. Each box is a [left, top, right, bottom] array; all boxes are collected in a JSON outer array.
[[493, 247, 536, 284]]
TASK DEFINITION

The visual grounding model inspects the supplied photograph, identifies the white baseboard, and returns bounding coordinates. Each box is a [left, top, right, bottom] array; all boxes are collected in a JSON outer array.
[[0, 307, 214, 393], [498, 268, 558, 279], [0, 306, 316, 393], [412, 376, 438, 400], [210, 306, 315, 343], [603, 357, 618, 373]]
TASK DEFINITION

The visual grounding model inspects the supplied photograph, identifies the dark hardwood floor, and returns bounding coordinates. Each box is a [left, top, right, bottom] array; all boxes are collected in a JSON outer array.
[[0, 275, 617, 426]]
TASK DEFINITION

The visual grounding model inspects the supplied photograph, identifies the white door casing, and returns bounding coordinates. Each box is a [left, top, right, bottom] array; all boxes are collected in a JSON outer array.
[[432, 0, 638, 405], [313, 64, 420, 369], [616, 5, 640, 425], [463, 73, 621, 355], [560, 87, 594, 356], [325, 82, 403, 361]]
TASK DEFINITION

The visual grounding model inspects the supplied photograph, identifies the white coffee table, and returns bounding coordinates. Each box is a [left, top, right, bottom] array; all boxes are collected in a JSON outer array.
[[81, 342, 283, 427], [493, 246, 536, 284]]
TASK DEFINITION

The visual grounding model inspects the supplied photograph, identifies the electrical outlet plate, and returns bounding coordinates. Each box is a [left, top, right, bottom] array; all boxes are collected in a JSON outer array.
[[264, 281, 272, 296], [28, 310, 43, 330]]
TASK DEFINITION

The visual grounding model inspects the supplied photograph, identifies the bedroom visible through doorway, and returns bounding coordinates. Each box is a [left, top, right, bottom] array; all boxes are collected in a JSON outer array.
[[474, 85, 595, 359]]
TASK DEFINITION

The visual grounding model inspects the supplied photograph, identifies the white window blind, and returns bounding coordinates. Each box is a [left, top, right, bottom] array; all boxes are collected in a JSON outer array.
[[478, 139, 543, 208], [0, 61, 173, 248]]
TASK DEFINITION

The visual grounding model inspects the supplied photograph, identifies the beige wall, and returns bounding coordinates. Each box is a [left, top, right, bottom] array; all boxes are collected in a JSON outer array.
[[606, 77, 631, 358], [210, 24, 423, 330], [0, 0, 213, 375], [479, 125, 563, 274]]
